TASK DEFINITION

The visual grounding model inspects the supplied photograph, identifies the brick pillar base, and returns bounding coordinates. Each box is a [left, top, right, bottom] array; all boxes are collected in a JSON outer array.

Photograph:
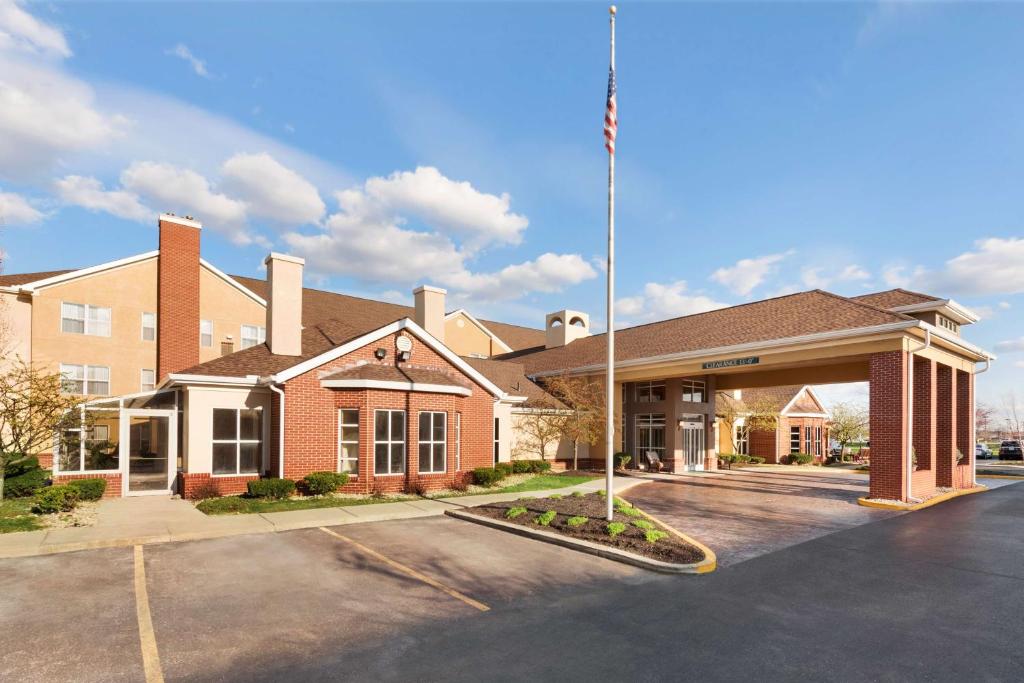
[[869, 351, 909, 501]]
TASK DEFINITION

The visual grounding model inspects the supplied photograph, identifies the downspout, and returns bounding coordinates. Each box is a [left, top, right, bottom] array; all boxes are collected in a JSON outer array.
[[972, 358, 992, 488], [905, 329, 931, 502], [268, 382, 286, 479]]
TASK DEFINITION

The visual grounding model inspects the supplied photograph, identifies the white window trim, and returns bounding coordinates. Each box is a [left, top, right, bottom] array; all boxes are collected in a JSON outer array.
[[200, 319, 214, 348], [790, 426, 801, 454], [60, 301, 112, 337], [240, 324, 266, 350], [211, 407, 263, 477], [681, 379, 706, 404], [338, 409, 360, 476], [455, 412, 462, 472], [635, 381, 666, 403], [374, 409, 406, 476], [141, 312, 156, 342], [60, 363, 111, 396], [418, 411, 447, 474], [140, 369, 156, 392]]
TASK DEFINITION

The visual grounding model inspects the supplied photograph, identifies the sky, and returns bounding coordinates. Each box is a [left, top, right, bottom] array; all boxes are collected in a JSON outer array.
[[1, 1, 1022, 411]]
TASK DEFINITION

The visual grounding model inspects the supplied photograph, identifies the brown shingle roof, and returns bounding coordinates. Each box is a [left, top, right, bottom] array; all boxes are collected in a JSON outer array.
[[716, 385, 825, 415], [323, 364, 469, 389], [231, 275, 544, 351], [851, 288, 942, 310], [462, 357, 563, 407], [503, 290, 913, 376], [0, 269, 75, 286]]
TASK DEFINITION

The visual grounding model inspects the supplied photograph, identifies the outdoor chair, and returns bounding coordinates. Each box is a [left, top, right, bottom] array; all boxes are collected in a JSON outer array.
[[644, 451, 664, 472]]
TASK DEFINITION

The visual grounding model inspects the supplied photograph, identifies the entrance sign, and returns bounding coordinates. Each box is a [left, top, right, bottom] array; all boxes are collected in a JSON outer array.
[[702, 356, 760, 370]]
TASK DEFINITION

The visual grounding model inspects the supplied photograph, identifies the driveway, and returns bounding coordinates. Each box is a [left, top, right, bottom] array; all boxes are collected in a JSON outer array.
[[623, 469, 901, 565]]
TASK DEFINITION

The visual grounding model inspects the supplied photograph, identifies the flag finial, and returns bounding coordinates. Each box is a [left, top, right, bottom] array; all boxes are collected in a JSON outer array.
[[610, 5, 616, 15]]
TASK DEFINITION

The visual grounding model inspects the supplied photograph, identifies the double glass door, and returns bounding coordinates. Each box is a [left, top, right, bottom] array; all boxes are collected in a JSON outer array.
[[680, 418, 706, 471]]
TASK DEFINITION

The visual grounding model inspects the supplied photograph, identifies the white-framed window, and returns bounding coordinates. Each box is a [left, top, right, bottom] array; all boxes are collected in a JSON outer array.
[[200, 320, 213, 348], [735, 425, 748, 455], [805, 426, 812, 455], [60, 364, 110, 396], [338, 409, 359, 475], [937, 315, 960, 334], [635, 381, 666, 403], [681, 379, 706, 404], [418, 411, 447, 474], [493, 417, 500, 464], [790, 426, 801, 453], [635, 414, 666, 460], [815, 426, 823, 456], [374, 410, 406, 475], [141, 312, 156, 341], [61, 302, 111, 337], [455, 412, 462, 472], [240, 324, 266, 350], [140, 369, 156, 392], [212, 408, 263, 475], [58, 423, 118, 473]]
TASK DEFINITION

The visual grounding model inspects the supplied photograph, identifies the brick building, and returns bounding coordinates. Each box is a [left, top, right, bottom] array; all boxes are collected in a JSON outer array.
[[716, 385, 830, 464]]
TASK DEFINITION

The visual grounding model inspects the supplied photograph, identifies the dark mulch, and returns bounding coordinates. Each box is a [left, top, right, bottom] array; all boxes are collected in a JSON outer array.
[[467, 492, 705, 564]]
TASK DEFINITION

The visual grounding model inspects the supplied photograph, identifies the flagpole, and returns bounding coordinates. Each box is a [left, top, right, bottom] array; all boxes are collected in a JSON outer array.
[[605, 5, 616, 521]]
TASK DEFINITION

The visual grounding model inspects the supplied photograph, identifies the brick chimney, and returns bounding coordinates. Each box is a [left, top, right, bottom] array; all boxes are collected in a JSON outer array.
[[157, 214, 201, 380], [264, 253, 304, 356], [413, 285, 446, 342]]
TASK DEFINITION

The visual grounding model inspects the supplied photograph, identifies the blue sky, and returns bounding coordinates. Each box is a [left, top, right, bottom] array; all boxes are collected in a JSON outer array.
[[1, 1, 1022, 408]]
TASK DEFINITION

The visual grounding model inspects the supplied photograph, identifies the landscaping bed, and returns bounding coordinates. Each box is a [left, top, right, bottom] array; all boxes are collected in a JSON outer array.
[[426, 472, 598, 498], [464, 492, 704, 565], [196, 492, 415, 515]]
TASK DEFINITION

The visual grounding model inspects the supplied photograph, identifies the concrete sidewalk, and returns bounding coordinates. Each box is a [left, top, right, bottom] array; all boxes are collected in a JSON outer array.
[[0, 475, 644, 559]]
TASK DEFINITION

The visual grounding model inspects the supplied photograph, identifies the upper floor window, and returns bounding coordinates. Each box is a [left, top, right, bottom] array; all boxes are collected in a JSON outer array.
[[140, 369, 156, 392], [635, 381, 666, 403], [60, 363, 110, 396], [61, 302, 111, 337], [418, 412, 447, 474], [141, 312, 156, 341], [937, 315, 960, 334], [241, 324, 266, 350], [200, 320, 214, 348], [681, 379, 706, 404]]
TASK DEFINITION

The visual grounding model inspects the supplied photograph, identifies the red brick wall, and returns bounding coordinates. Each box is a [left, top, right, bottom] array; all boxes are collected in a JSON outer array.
[[956, 369, 973, 486], [279, 330, 494, 494], [936, 364, 955, 488], [912, 357, 936, 486], [52, 472, 123, 498], [180, 472, 257, 498], [749, 427, 779, 463], [157, 218, 201, 380], [869, 350, 908, 501]]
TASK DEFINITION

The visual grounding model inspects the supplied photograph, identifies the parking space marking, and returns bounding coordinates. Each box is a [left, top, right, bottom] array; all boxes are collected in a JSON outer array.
[[133, 545, 165, 683], [318, 527, 490, 612]]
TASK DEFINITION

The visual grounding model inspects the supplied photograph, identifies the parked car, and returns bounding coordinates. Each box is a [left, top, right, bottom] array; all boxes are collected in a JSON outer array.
[[976, 443, 992, 459], [999, 440, 1022, 460]]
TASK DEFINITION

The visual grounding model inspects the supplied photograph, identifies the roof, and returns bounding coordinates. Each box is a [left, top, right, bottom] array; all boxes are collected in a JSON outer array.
[[717, 385, 826, 416], [504, 290, 913, 376], [0, 270, 75, 287], [462, 357, 563, 407], [232, 275, 544, 351], [322, 364, 468, 389], [850, 289, 942, 310]]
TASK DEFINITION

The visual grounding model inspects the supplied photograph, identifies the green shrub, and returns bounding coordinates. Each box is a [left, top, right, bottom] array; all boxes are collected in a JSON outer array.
[[548, 493, 563, 500], [788, 453, 814, 465], [748, 456, 766, 465], [505, 506, 527, 519], [615, 452, 632, 469], [4, 455, 39, 478], [66, 478, 106, 501], [512, 459, 551, 474], [4, 468, 50, 498], [32, 485, 78, 514], [632, 519, 655, 531], [645, 530, 668, 544], [510, 460, 532, 474], [612, 496, 629, 509], [617, 506, 643, 518], [495, 462, 513, 477], [472, 467, 504, 487], [571, 491, 584, 498], [535, 510, 556, 526], [451, 477, 469, 492], [606, 521, 627, 537], [196, 496, 249, 514], [303, 471, 348, 496], [247, 478, 296, 499], [597, 489, 607, 497], [566, 516, 588, 528]]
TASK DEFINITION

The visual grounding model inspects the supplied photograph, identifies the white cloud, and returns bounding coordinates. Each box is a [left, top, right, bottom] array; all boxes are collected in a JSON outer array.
[[999, 301, 1012, 310], [711, 251, 792, 296], [616, 280, 729, 325], [446, 253, 596, 300], [220, 152, 324, 226], [996, 338, 1024, 354], [1015, 360, 1024, 370], [923, 238, 1024, 297], [165, 43, 211, 79], [801, 264, 870, 290], [120, 161, 251, 243], [0, 188, 43, 225], [54, 175, 150, 222], [0, 0, 70, 58], [812, 382, 869, 411]]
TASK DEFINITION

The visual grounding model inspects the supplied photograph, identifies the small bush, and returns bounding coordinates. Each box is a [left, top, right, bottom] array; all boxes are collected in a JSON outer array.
[[748, 456, 766, 465], [612, 496, 629, 509], [32, 485, 78, 514], [788, 453, 814, 465], [597, 489, 607, 497], [606, 521, 627, 537], [247, 478, 295, 500], [370, 484, 386, 499], [472, 467, 504, 487], [303, 471, 348, 496], [4, 468, 50, 498], [615, 452, 632, 469], [566, 516, 588, 528], [196, 496, 249, 514], [632, 519, 655, 531], [617, 506, 643, 518], [189, 479, 220, 500], [571, 491, 584, 498], [535, 510, 556, 526], [495, 462, 513, 477], [511, 460, 532, 474], [505, 506, 527, 519], [512, 459, 551, 474], [4, 455, 39, 478], [451, 478, 469, 492], [66, 478, 106, 501], [407, 480, 427, 496], [645, 530, 668, 544], [548, 493, 563, 499]]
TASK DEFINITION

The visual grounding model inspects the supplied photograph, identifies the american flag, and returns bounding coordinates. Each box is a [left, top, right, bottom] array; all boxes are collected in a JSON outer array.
[[604, 65, 617, 155]]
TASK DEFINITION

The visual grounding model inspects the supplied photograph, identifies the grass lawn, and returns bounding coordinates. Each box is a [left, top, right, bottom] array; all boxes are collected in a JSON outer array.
[[429, 472, 600, 498], [0, 498, 42, 534], [197, 493, 416, 515]]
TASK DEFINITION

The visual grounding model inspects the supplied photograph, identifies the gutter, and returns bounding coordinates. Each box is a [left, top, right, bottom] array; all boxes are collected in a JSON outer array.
[[268, 383, 286, 479], [972, 357, 992, 488]]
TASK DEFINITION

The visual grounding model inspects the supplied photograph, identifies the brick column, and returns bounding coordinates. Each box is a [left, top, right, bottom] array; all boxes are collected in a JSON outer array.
[[936, 364, 956, 487], [869, 351, 909, 501], [912, 357, 936, 472], [956, 369, 974, 488], [157, 215, 201, 380]]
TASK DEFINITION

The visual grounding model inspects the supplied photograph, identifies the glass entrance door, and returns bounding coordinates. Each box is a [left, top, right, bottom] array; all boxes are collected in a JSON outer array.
[[126, 413, 174, 494], [680, 419, 706, 472]]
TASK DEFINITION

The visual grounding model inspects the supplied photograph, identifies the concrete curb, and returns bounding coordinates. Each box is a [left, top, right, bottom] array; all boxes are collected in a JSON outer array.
[[976, 473, 1024, 480], [858, 485, 988, 511], [616, 493, 717, 574]]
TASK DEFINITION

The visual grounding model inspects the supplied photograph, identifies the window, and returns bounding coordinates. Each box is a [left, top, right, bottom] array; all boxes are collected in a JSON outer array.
[[681, 379, 706, 404], [61, 302, 111, 336], [636, 414, 666, 461], [418, 412, 447, 474], [200, 320, 213, 348], [60, 364, 110, 395], [59, 423, 118, 473], [338, 409, 359, 474], [493, 417, 500, 464], [790, 426, 801, 454], [455, 413, 462, 471], [141, 312, 156, 341], [241, 324, 266, 349], [805, 426, 812, 455], [815, 426, 823, 456], [937, 315, 960, 334], [374, 410, 406, 475], [635, 381, 666, 403], [140, 369, 156, 392], [735, 425, 748, 455], [212, 408, 263, 475]]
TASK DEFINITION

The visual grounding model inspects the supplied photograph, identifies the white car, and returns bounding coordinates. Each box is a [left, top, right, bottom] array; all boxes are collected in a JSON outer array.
[[976, 443, 993, 459]]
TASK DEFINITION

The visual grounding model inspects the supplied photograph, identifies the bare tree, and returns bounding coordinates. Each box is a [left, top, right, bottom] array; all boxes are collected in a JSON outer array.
[[544, 375, 605, 470], [976, 402, 997, 440], [828, 402, 869, 459], [717, 395, 780, 455], [1003, 392, 1024, 443], [511, 400, 569, 463]]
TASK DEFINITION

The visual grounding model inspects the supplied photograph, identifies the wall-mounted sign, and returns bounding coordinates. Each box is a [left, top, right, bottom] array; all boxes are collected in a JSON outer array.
[[702, 356, 759, 370]]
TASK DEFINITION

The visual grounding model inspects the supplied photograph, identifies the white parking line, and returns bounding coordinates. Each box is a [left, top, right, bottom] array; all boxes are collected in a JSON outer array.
[[133, 545, 165, 683]]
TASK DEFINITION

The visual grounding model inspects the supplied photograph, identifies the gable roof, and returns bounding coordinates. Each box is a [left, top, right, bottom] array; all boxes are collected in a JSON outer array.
[[0, 269, 75, 287], [716, 385, 828, 417], [850, 289, 942, 310], [504, 290, 915, 376], [462, 357, 563, 407]]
